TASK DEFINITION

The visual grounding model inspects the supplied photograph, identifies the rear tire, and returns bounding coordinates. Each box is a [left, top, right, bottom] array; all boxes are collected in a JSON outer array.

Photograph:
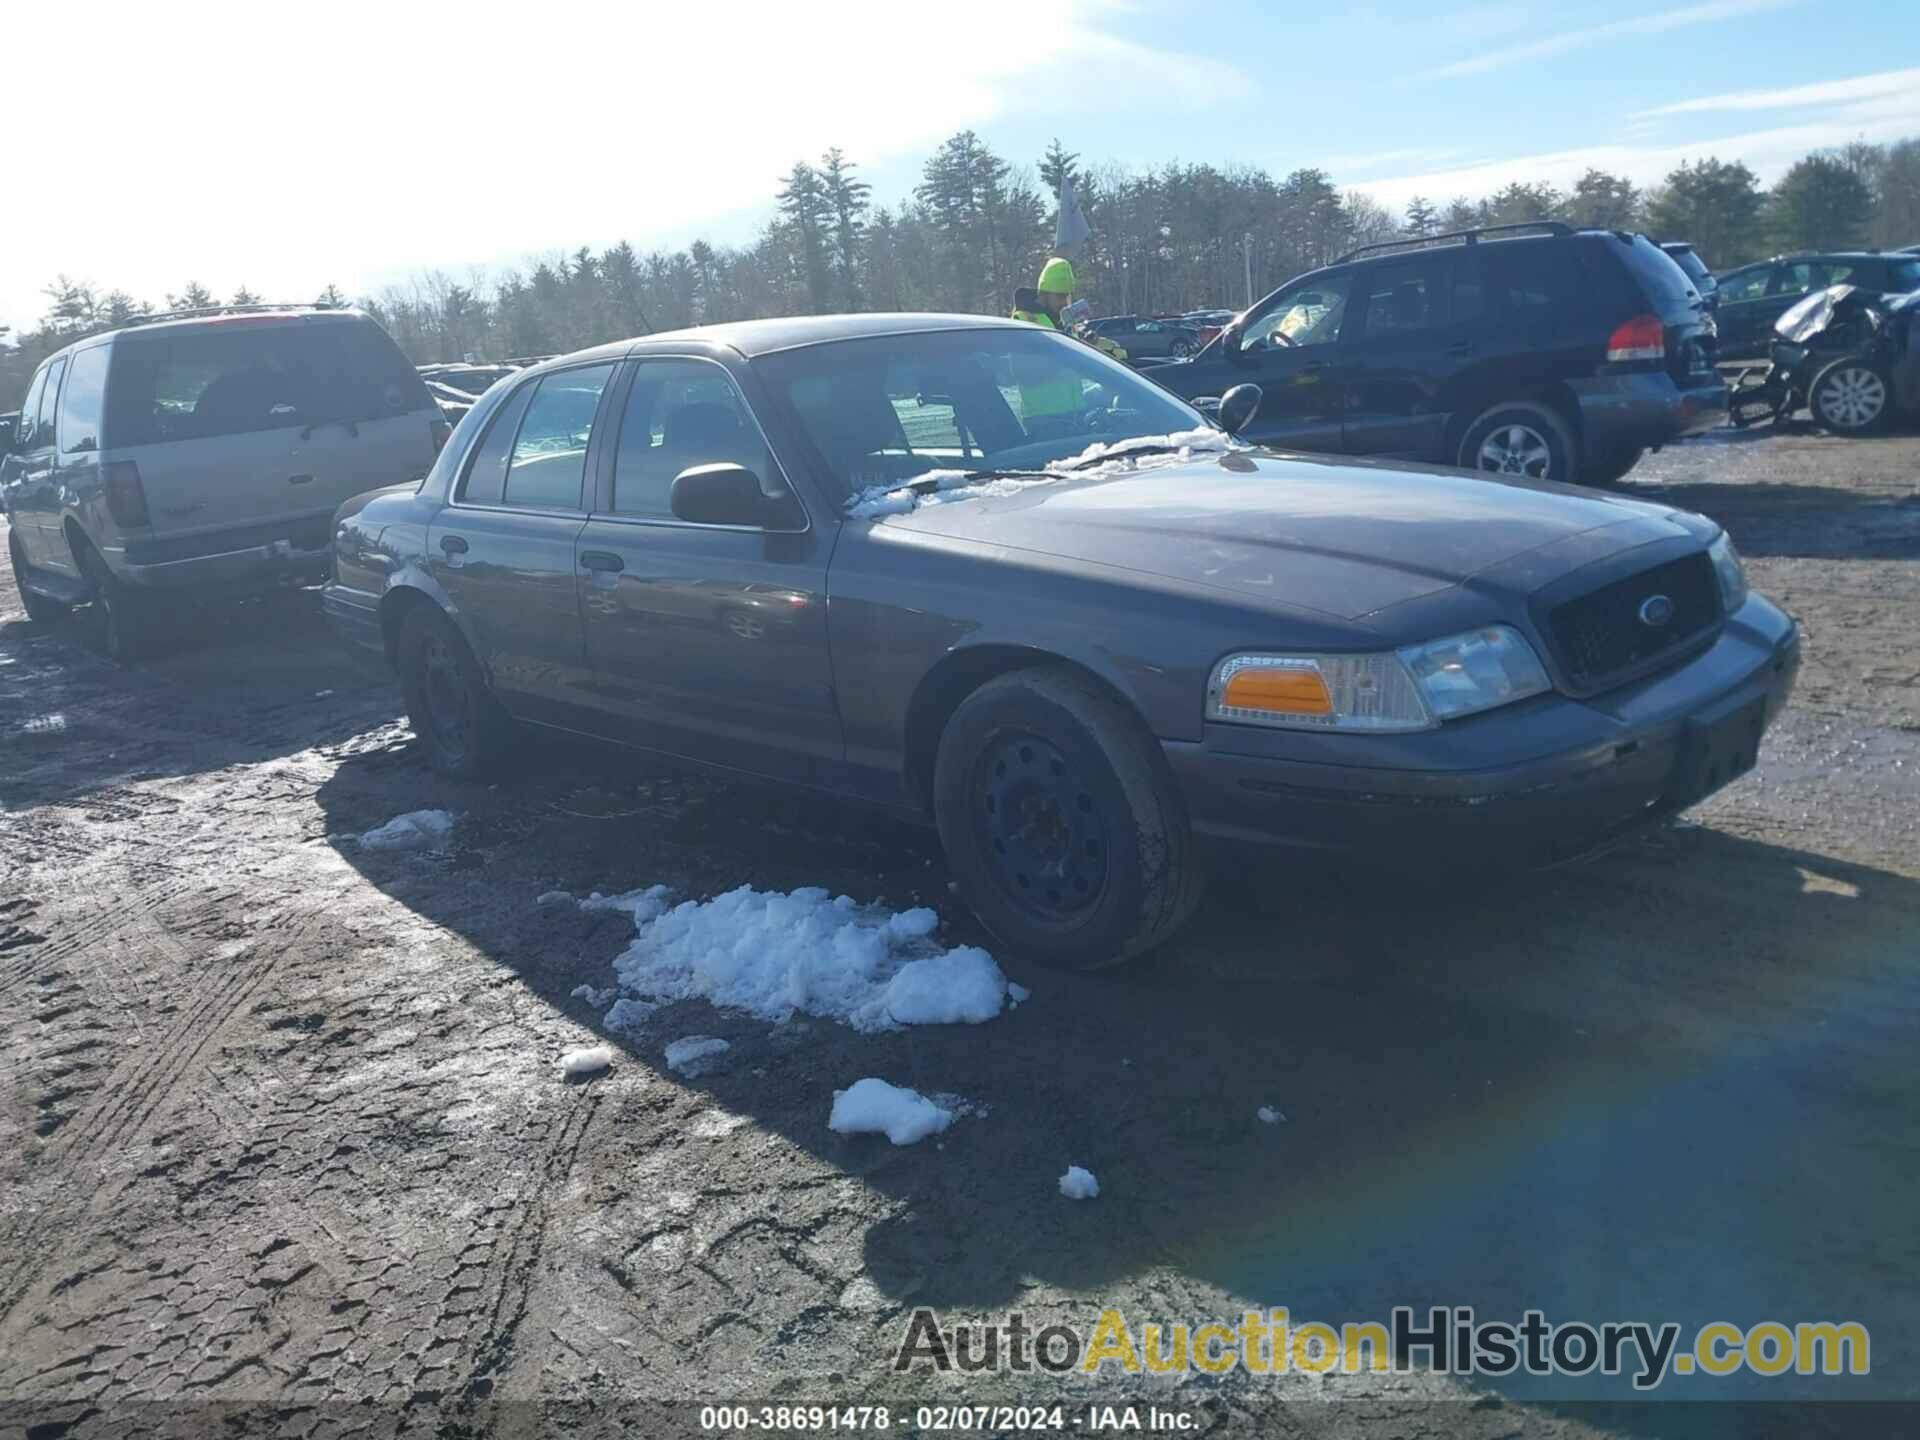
[[76, 541, 147, 662], [932, 667, 1204, 971], [1809, 358, 1890, 434], [9, 531, 70, 628], [397, 606, 513, 778], [1457, 402, 1578, 482], [1580, 445, 1646, 487]]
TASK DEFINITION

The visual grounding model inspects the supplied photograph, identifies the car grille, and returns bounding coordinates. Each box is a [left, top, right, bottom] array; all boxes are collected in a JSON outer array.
[[1546, 552, 1720, 691]]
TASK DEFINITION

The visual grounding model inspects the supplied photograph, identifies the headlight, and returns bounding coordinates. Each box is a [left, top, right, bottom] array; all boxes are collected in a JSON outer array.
[[1709, 533, 1747, 614], [1207, 625, 1551, 733]]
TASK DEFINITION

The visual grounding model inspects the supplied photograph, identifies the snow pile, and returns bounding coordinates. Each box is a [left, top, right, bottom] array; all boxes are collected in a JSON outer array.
[[603, 997, 656, 1035], [571, 983, 615, 1008], [845, 429, 1243, 519], [537, 889, 573, 906], [560, 1045, 614, 1077], [829, 1079, 955, 1146], [357, 809, 456, 851], [1059, 1166, 1100, 1200], [580, 885, 673, 923], [602, 885, 1012, 1033], [664, 1036, 731, 1074], [1257, 1106, 1287, 1125]]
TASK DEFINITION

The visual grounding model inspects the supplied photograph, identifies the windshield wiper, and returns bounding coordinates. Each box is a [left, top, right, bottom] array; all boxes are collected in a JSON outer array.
[[1057, 443, 1187, 470], [878, 468, 1051, 500]]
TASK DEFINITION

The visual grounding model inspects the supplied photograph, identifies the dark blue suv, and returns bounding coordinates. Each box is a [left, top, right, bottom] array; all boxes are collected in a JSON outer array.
[[1150, 224, 1726, 487]]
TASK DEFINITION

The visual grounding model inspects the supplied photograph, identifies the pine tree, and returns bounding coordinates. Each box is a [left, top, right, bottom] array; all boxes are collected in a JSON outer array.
[[1644, 158, 1765, 266], [1768, 154, 1874, 252], [230, 285, 260, 306], [1566, 169, 1640, 229], [169, 282, 216, 311], [1039, 138, 1079, 205], [820, 148, 871, 310], [316, 284, 348, 307], [1402, 196, 1439, 237], [776, 161, 834, 311]]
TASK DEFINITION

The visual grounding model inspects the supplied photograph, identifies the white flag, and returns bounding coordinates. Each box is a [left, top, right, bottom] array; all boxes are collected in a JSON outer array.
[[1055, 176, 1092, 256]]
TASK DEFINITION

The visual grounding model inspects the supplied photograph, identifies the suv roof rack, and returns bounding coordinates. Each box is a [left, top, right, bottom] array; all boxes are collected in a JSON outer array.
[[1337, 220, 1572, 265], [115, 301, 352, 330]]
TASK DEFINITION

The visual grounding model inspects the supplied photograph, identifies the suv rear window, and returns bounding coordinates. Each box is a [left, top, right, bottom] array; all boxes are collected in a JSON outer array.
[[105, 319, 431, 447], [1610, 236, 1701, 320]]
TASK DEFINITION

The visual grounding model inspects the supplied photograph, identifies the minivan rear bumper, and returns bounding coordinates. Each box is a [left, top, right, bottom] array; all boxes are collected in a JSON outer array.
[[1570, 371, 1728, 448], [112, 517, 334, 592]]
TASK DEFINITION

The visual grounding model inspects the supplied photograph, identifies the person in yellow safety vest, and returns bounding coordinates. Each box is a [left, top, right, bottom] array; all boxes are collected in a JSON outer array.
[[1009, 257, 1126, 431]]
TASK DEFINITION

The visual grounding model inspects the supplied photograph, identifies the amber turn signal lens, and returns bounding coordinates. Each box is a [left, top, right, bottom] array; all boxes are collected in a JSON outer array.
[[1221, 665, 1332, 716]]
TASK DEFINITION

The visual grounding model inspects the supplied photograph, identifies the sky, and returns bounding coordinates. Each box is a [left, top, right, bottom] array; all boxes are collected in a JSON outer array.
[[6, 0, 1918, 337]]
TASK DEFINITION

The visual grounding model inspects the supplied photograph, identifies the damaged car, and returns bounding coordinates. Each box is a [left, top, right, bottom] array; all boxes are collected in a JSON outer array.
[[325, 315, 1799, 970], [1762, 283, 1920, 434]]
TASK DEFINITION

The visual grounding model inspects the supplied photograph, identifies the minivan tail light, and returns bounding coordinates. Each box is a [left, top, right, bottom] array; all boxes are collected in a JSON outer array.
[[104, 461, 150, 528], [1607, 313, 1666, 362], [430, 417, 451, 454]]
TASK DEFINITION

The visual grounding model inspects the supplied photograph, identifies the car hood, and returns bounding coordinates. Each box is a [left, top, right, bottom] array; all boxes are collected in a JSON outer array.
[[869, 449, 1703, 621]]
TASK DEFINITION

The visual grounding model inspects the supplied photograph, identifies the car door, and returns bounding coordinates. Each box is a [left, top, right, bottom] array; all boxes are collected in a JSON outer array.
[[1339, 251, 1475, 459], [51, 344, 110, 569], [2, 364, 52, 561], [1713, 264, 1778, 354], [426, 362, 615, 727], [12, 359, 66, 563], [1205, 270, 1353, 450], [571, 355, 839, 784]]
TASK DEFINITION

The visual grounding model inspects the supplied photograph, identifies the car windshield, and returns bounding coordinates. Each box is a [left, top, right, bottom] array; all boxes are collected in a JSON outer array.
[[754, 327, 1206, 505]]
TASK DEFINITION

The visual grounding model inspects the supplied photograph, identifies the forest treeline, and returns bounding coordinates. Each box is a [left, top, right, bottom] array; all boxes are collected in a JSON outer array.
[[5, 131, 1917, 402]]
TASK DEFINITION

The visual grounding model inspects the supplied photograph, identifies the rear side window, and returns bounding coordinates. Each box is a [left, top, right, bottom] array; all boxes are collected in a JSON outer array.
[[104, 319, 431, 447], [56, 346, 110, 453], [1718, 267, 1772, 303], [1482, 240, 1579, 317], [502, 364, 616, 510], [35, 360, 67, 448], [16, 367, 50, 450], [457, 381, 537, 506], [1355, 257, 1449, 338], [1885, 258, 1920, 291]]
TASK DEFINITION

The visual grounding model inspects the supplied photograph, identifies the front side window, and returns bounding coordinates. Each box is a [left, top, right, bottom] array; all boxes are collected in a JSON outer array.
[[502, 363, 616, 509], [457, 381, 537, 506], [1242, 275, 1351, 350], [1356, 259, 1447, 338], [757, 327, 1202, 502], [611, 360, 778, 520], [1717, 267, 1773, 303], [1889, 258, 1920, 291], [56, 346, 111, 453]]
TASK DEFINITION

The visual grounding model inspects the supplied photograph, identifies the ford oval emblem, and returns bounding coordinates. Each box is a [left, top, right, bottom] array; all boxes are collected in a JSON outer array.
[[1638, 594, 1675, 628]]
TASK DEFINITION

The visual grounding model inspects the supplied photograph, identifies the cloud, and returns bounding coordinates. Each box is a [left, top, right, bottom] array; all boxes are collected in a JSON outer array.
[[1424, 0, 1799, 80], [1353, 106, 1920, 210], [1633, 66, 1920, 118], [0, 0, 1244, 336]]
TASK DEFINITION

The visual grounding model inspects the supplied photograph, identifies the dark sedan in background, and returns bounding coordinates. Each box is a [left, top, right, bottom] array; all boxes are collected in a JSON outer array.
[[325, 315, 1797, 970], [1086, 314, 1205, 360], [1713, 250, 1920, 356]]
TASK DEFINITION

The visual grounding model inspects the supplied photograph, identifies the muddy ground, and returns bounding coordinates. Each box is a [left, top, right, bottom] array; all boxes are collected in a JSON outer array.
[[1, 424, 1916, 1439]]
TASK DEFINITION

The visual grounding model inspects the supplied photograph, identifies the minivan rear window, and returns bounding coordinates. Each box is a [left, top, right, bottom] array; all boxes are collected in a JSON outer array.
[[105, 319, 431, 447]]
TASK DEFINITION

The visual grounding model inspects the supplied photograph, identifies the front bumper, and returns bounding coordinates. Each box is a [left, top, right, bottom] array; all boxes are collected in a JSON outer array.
[[1162, 596, 1799, 866], [1570, 370, 1728, 449]]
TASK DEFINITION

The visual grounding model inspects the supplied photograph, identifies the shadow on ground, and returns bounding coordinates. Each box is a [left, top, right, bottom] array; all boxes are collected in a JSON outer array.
[[316, 731, 1920, 1422]]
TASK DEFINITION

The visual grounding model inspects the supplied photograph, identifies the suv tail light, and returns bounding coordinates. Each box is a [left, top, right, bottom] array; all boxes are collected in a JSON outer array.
[[104, 461, 150, 528], [1606, 313, 1666, 363], [430, 417, 451, 454]]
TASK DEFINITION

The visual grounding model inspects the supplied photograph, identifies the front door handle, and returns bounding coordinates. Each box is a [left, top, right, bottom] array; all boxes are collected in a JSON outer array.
[[439, 534, 469, 556], [579, 551, 624, 573]]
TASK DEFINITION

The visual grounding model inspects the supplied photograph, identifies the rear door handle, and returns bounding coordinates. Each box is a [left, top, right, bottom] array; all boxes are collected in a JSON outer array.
[[288, 473, 314, 486], [439, 534, 468, 555], [579, 551, 624, 573]]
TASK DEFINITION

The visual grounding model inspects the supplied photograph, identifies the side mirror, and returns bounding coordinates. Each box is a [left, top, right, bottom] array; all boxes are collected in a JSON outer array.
[[1216, 384, 1262, 438], [670, 463, 783, 527]]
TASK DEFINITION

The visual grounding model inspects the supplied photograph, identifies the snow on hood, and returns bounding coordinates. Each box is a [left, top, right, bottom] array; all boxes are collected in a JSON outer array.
[[845, 428, 1242, 519]]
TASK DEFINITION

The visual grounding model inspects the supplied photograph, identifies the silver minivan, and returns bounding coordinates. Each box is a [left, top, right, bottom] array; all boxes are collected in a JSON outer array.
[[2, 307, 444, 658]]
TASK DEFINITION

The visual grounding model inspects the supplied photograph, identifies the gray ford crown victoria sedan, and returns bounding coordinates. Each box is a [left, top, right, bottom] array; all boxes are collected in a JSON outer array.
[[323, 314, 1799, 969]]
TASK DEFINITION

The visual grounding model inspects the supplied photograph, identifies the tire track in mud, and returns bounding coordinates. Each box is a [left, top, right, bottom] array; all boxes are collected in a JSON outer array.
[[0, 900, 319, 1323]]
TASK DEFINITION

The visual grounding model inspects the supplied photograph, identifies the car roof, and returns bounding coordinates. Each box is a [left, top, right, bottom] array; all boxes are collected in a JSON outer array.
[[621, 311, 1027, 360], [41, 307, 371, 364]]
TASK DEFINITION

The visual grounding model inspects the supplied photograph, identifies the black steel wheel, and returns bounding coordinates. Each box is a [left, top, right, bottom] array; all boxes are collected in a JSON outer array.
[[398, 606, 512, 777], [934, 667, 1203, 970]]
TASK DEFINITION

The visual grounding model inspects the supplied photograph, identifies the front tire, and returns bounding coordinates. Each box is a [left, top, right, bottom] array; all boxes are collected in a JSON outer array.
[[1169, 338, 1193, 359], [9, 531, 70, 628], [1458, 402, 1578, 482], [397, 606, 513, 778], [1809, 359, 1889, 434], [933, 668, 1203, 971]]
